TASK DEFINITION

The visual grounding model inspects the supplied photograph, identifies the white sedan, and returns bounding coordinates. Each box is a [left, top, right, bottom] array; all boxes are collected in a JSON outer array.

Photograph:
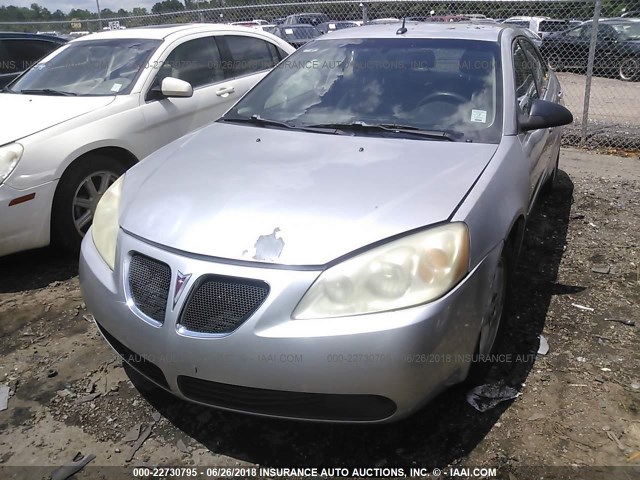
[[0, 24, 294, 256]]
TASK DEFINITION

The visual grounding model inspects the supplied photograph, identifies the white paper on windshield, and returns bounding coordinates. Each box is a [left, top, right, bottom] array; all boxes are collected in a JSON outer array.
[[285, 28, 294, 34], [111, 83, 122, 92], [471, 109, 487, 123], [329, 23, 336, 29]]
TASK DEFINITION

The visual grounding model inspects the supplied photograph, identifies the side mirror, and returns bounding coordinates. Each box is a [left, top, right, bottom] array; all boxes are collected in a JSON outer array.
[[520, 99, 573, 131], [160, 77, 193, 98]]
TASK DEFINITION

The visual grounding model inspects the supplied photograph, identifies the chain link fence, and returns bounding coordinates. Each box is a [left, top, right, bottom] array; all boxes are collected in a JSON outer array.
[[2, 0, 639, 149]]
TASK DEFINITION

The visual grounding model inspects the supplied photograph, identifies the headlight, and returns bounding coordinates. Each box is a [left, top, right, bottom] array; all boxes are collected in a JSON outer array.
[[92, 175, 125, 270], [293, 223, 470, 319], [0, 143, 24, 184]]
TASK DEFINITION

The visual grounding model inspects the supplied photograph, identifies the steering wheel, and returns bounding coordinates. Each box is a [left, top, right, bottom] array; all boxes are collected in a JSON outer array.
[[417, 91, 468, 108]]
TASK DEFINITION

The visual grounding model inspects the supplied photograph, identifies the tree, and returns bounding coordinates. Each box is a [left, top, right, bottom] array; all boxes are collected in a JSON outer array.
[[151, 0, 185, 15]]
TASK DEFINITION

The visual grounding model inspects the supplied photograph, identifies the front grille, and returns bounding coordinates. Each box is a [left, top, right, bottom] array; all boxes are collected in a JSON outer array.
[[96, 322, 170, 389], [178, 376, 397, 421], [128, 253, 171, 323], [179, 275, 269, 334]]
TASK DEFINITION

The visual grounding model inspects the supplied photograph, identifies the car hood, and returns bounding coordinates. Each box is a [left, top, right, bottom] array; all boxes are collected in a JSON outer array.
[[0, 94, 115, 145], [121, 123, 498, 266]]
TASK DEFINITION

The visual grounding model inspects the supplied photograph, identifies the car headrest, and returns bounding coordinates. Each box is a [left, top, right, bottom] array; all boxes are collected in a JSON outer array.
[[459, 49, 495, 77], [408, 49, 436, 70]]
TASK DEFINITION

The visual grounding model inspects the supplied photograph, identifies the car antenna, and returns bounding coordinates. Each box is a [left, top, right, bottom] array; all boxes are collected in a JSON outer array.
[[396, 15, 408, 35]]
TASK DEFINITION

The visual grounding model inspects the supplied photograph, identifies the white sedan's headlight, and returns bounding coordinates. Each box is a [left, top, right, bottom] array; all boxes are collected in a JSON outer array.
[[0, 143, 24, 184], [92, 175, 125, 270], [293, 223, 470, 319]]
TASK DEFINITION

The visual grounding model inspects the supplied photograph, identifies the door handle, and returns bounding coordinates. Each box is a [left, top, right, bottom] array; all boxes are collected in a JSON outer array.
[[216, 86, 235, 97]]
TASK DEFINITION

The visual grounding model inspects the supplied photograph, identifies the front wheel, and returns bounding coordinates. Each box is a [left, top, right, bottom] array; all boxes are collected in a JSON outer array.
[[51, 155, 128, 254], [465, 245, 512, 384], [619, 57, 639, 82]]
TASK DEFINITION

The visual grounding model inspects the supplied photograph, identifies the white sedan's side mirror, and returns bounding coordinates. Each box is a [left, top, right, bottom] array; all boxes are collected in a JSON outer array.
[[160, 77, 193, 98]]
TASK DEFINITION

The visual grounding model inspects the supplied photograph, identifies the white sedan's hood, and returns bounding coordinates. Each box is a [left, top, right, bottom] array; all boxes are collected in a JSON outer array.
[[0, 94, 116, 145]]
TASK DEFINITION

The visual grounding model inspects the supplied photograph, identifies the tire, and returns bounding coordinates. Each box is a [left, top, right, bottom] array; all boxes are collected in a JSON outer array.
[[51, 155, 127, 254], [465, 244, 513, 385], [541, 150, 560, 196], [619, 57, 639, 82]]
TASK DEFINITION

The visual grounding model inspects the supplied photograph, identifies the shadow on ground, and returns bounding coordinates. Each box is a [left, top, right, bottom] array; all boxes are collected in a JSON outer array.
[[118, 171, 575, 466], [0, 247, 78, 293]]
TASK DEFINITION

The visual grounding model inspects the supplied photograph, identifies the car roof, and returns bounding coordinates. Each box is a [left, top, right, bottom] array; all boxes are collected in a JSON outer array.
[[320, 21, 507, 41], [0, 32, 67, 42], [70, 23, 261, 42]]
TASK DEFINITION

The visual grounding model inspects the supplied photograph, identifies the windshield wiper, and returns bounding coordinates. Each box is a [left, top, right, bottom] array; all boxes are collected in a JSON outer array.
[[221, 114, 297, 129], [304, 121, 458, 141], [219, 115, 345, 134], [19, 88, 78, 96]]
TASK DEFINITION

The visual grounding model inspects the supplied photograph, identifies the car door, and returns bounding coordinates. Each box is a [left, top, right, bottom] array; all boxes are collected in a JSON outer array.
[[513, 39, 550, 211], [215, 33, 284, 103], [138, 32, 284, 159], [522, 40, 561, 191], [138, 34, 231, 157]]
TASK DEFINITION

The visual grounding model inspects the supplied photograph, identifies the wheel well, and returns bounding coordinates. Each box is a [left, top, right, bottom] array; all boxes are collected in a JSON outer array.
[[51, 147, 138, 237], [69, 147, 138, 174], [507, 215, 526, 262]]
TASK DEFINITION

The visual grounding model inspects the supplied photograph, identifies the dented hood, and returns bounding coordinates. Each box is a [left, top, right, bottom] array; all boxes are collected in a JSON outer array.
[[120, 123, 497, 266]]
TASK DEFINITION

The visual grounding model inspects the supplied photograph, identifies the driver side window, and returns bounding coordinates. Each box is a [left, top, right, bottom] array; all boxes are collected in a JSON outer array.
[[152, 36, 223, 91], [513, 41, 539, 118]]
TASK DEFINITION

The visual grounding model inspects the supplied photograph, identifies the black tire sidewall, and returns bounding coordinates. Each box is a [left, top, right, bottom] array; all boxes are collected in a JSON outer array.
[[51, 155, 127, 253], [464, 243, 514, 385]]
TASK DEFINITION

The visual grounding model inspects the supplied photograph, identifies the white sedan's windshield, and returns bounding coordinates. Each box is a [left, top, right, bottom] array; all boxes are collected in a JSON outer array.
[[10, 38, 160, 96], [224, 38, 503, 143]]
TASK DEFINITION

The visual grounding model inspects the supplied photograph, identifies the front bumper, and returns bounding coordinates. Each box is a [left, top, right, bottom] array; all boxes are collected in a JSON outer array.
[[80, 228, 502, 423], [0, 180, 57, 257]]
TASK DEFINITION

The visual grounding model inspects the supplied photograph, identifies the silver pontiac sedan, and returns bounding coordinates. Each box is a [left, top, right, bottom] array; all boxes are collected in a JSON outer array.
[[80, 21, 572, 423]]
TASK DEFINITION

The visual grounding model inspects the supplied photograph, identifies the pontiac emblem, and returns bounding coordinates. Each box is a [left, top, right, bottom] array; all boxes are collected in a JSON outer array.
[[173, 271, 192, 308]]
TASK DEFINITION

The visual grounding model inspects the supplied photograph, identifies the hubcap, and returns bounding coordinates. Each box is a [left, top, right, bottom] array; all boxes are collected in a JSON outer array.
[[479, 258, 506, 356], [72, 171, 119, 237], [620, 59, 637, 80]]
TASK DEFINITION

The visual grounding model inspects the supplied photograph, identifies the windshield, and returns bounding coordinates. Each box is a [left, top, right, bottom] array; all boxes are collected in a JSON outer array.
[[612, 22, 640, 40], [222, 38, 503, 143], [9, 38, 160, 96]]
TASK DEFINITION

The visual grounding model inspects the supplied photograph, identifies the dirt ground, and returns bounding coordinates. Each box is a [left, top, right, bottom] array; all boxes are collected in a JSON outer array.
[[0, 148, 639, 479]]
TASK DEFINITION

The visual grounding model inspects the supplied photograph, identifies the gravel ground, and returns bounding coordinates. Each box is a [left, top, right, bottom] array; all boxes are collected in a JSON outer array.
[[0, 148, 638, 479]]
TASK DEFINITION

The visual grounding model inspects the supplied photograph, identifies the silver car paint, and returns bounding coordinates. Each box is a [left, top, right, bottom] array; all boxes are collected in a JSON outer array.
[[80, 22, 567, 422], [119, 123, 498, 266], [80, 226, 503, 422]]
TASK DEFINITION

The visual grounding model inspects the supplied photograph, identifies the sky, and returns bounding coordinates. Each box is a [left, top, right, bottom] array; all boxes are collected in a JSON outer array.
[[0, 0, 159, 14]]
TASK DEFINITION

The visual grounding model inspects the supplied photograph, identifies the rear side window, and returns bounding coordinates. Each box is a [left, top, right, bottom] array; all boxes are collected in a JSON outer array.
[[219, 35, 279, 77], [1, 39, 60, 73]]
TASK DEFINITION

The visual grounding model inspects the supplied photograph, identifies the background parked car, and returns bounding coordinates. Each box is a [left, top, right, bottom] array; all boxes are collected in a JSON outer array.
[[541, 19, 640, 80], [0, 32, 66, 88], [503, 16, 572, 39], [264, 24, 321, 48], [283, 13, 329, 27], [0, 24, 295, 258], [522, 27, 543, 48], [316, 21, 359, 34]]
